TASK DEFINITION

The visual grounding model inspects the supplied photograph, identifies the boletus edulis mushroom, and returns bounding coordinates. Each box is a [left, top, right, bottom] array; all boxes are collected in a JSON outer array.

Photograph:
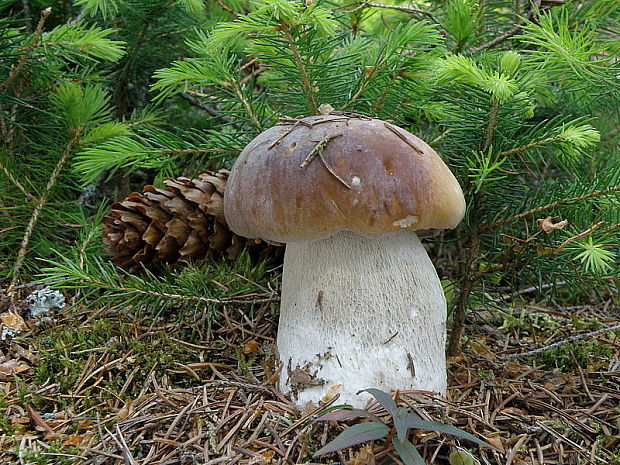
[[224, 114, 466, 407]]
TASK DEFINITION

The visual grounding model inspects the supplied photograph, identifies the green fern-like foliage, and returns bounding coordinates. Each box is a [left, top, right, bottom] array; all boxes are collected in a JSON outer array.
[[0, 0, 206, 283], [81, 0, 619, 349], [1, 0, 618, 353]]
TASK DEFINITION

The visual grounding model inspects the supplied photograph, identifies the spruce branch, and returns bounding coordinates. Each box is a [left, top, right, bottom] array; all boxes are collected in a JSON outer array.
[[342, 66, 380, 112], [215, 0, 240, 16], [482, 101, 499, 151], [10, 129, 81, 286], [71, 276, 277, 306], [282, 27, 319, 115], [228, 78, 262, 128], [114, 19, 150, 117], [21, 0, 33, 32], [499, 136, 557, 157], [554, 221, 606, 253], [448, 228, 480, 355], [484, 184, 620, 231], [0, 7, 51, 92], [466, 3, 540, 54], [0, 158, 36, 202], [178, 92, 236, 126]]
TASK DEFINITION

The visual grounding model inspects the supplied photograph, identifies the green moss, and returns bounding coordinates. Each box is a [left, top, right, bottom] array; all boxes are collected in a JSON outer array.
[[19, 441, 81, 464], [536, 340, 613, 372]]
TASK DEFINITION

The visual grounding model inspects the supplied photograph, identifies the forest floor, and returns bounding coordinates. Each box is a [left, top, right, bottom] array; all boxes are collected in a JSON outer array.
[[0, 285, 619, 465]]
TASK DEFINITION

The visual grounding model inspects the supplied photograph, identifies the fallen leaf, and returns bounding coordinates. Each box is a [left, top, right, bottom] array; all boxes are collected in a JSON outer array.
[[482, 434, 506, 454], [11, 416, 30, 426], [535, 244, 555, 255], [449, 450, 476, 465], [27, 405, 57, 435], [321, 384, 342, 403], [447, 354, 467, 365], [0, 359, 30, 378], [243, 340, 260, 355], [537, 217, 568, 234], [0, 311, 26, 331], [253, 449, 275, 465], [62, 432, 93, 446], [117, 399, 133, 420], [469, 341, 493, 357], [349, 445, 376, 465]]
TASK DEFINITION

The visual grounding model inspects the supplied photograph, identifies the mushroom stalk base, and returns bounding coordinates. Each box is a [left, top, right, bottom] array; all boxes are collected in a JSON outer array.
[[278, 230, 447, 408]]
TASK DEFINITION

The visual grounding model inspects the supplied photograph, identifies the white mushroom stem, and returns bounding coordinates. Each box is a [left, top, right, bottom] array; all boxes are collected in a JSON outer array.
[[277, 230, 447, 408]]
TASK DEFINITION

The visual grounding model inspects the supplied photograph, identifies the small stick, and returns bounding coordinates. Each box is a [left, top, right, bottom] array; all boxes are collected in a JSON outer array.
[[272, 116, 349, 148], [384, 122, 423, 153], [554, 221, 605, 253], [104, 425, 138, 465], [278, 116, 348, 126], [500, 323, 620, 360], [318, 150, 351, 189], [346, 2, 443, 27], [269, 120, 302, 149], [300, 134, 343, 169]]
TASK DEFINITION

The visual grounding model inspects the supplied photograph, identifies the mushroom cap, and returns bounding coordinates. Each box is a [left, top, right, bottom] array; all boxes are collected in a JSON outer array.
[[224, 115, 466, 243]]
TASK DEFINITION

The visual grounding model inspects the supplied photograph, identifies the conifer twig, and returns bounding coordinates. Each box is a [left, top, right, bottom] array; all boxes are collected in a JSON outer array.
[[300, 134, 343, 169], [10, 130, 81, 286], [483, 102, 499, 151], [0, 8, 51, 92], [72, 275, 278, 305], [554, 221, 605, 253], [500, 323, 620, 360], [466, 4, 539, 54], [0, 158, 36, 202], [318, 150, 351, 189], [178, 92, 236, 126], [500, 136, 557, 157], [228, 80, 261, 129], [282, 28, 319, 115], [21, 0, 33, 32], [483, 184, 620, 231]]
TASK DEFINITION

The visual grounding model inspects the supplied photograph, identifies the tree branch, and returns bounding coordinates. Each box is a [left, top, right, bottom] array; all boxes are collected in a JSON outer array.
[[0, 8, 51, 92], [483, 184, 620, 232], [282, 28, 319, 115], [10, 129, 81, 286], [178, 92, 236, 126], [0, 157, 37, 202], [500, 323, 620, 360], [499, 136, 557, 157], [467, 6, 538, 54]]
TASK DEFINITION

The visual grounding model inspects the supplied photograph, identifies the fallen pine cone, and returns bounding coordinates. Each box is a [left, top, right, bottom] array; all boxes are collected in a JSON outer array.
[[102, 170, 280, 270]]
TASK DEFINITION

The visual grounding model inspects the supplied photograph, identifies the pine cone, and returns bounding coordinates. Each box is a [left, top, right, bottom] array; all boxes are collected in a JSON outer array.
[[102, 170, 279, 270]]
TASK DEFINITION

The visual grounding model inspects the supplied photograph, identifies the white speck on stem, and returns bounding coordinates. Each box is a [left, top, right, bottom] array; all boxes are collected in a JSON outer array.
[[393, 215, 419, 228]]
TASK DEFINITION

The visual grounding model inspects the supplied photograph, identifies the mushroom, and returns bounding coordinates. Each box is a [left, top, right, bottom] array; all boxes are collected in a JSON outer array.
[[224, 115, 465, 407]]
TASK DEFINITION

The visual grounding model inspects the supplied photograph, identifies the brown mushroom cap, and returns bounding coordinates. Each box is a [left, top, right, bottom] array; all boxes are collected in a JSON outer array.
[[224, 115, 466, 243]]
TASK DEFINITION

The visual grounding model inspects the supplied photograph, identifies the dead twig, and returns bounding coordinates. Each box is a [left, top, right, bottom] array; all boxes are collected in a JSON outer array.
[[384, 122, 423, 153], [300, 134, 343, 169], [105, 424, 138, 465], [10, 129, 81, 286], [318, 150, 351, 189], [500, 323, 620, 360]]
